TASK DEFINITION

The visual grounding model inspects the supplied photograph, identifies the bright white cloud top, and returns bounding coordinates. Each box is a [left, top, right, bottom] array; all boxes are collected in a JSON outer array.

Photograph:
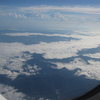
[[0, 1, 100, 100], [0, 31, 100, 100], [0, 32, 100, 79], [0, 94, 7, 100]]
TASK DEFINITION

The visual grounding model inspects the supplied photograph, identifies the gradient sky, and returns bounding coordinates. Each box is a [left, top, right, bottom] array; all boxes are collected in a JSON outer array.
[[0, 0, 100, 6], [0, 0, 100, 32]]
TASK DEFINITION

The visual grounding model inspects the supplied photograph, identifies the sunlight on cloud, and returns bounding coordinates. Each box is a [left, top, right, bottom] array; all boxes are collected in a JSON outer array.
[[0, 94, 7, 100], [0, 1, 100, 100], [0, 6, 100, 31], [20, 6, 100, 14], [0, 84, 25, 100], [0, 32, 100, 80]]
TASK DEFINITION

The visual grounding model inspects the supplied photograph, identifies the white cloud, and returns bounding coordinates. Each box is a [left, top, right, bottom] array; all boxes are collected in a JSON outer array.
[[0, 94, 7, 100], [0, 84, 25, 100], [0, 32, 100, 80], [20, 6, 100, 15], [1, 5, 100, 31], [0, 32, 100, 100], [1, 5, 100, 100], [8, 13, 26, 19]]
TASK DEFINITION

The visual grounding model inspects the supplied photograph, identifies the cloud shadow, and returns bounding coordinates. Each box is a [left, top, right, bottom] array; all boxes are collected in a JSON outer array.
[[0, 53, 99, 100], [0, 34, 79, 45]]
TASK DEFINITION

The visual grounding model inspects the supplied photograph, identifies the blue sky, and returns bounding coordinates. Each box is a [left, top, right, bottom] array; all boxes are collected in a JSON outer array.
[[0, 0, 100, 32], [0, 0, 100, 6]]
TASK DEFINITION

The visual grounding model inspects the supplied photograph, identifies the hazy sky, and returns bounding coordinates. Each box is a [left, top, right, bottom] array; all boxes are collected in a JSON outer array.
[[0, 0, 100, 32], [0, 0, 100, 6]]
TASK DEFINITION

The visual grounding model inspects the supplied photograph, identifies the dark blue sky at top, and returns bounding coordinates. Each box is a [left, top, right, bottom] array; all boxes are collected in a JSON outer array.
[[0, 0, 100, 6]]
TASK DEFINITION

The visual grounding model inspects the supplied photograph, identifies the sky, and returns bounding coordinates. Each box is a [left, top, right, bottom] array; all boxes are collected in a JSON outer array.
[[0, 1, 100, 100], [0, 0, 100, 6], [0, 0, 100, 32]]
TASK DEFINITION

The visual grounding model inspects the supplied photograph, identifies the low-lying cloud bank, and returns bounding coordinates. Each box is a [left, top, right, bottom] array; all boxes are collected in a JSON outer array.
[[0, 32, 100, 79], [0, 32, 100, 100]]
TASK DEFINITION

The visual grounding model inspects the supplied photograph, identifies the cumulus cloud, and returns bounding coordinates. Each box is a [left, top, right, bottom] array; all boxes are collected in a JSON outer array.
[[0, 84, 25, 100], [0, 32, 100, 100], [8, 13, 26, 19], [0, 32, 100, 80], [0, 94, 7, 100], [1, 4, 100, 100]]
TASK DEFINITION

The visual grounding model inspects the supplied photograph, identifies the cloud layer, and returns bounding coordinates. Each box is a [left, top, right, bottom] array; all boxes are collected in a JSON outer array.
[[0, 5, 100, 31], [0, 32, 100, 100], [0, 32, 100, 79]]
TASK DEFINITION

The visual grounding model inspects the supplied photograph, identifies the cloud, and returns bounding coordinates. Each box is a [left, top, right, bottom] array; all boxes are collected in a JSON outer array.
[[0, 32, 100, 80], [0, 32, 100, 100], [2, 32, 82, 37], [0, 5, 100, 100], [1, 5, 100, 31], [1, 6, 100, 18], [0, 94, 7, 100], [8, 13, 26, 19], [20, 6, 100, 15], [0, 84, 25, 100]]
